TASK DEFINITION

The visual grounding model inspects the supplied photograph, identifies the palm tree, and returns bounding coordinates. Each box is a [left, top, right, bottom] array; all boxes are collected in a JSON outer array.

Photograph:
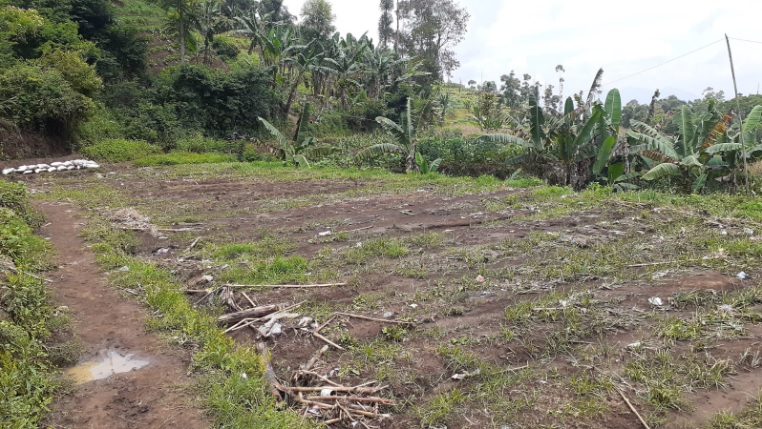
[[358, 97, 419, 172]]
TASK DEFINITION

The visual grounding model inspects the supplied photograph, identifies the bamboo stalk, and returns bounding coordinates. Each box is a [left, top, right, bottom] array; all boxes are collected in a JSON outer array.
[[616, 387, 652, 429], [225, 283, 347, 289], [304, 396, 396, 405], [335, 312, 410, 325], [313, 332, 345, 350]]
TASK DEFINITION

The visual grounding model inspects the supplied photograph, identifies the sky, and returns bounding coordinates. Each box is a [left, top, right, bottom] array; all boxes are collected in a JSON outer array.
[[282, 0, 762, 103]]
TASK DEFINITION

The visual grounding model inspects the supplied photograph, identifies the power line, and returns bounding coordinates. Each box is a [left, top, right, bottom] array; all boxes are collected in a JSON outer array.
[[602, 38, 724, 86], [730, 37, 762, 45]]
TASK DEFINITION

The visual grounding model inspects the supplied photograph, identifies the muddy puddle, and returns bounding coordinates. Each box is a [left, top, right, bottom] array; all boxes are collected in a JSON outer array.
[[65, 349, 150, 383]]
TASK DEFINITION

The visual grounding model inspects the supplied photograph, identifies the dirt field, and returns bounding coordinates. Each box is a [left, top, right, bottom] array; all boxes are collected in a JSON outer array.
[[14, 161, 762, 428]]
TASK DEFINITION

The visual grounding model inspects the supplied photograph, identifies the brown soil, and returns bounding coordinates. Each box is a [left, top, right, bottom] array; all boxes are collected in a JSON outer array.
[[36, 202, 210, 429], [19, 165, 762, 428]]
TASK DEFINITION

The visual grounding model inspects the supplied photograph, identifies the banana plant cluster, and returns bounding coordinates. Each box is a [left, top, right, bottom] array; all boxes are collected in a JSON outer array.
[[477, 87, 626, 190], [628, 103, 762, 193]]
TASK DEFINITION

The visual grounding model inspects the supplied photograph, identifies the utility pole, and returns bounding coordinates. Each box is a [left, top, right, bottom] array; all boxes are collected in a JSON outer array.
[[726, 34, 749, 195]]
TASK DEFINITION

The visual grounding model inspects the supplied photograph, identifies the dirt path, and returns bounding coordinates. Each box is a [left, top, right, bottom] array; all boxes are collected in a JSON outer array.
[[37, 202, 210, 429]]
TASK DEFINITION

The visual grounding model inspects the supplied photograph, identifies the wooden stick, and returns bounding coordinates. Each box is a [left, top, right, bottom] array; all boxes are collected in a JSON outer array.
[[313, 332, 345, 351], [335, 312, 410, 325], [304, 396, 397, 405], [627, 261, 676, 268], [303, 345, 329, 372], [225, 283, 347, 289], [256, 343, 287, 400], [287, 386, 381, 394], [315, 315, 337, 333], [341, 226, 373, 233], [186, 237, 201, 252], [225, 302, 305, 333], [218, 304, 282, 324], [616, 387, 652, 429], [241, 292, 257, 309], [294, 370, 342, 387]]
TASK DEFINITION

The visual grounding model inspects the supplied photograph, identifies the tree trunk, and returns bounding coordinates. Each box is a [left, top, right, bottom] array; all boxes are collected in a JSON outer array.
[[282, 69, 306, 117], [179, 20, 186, 64]]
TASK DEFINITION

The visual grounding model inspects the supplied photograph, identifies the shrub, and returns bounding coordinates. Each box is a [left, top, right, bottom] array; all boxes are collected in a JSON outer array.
[[0, 62, 94, 135], [133, 152, 235, 167], [211, 36, 239, 62], [81, 139, 161, 163]]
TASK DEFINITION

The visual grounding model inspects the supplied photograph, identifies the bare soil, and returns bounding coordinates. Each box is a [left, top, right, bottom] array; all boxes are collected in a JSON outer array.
[[19, 163, 762, 428], [36, 202, 210, 429]]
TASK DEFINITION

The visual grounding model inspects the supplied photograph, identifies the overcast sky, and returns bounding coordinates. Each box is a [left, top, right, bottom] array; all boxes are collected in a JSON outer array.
[[283, 0, 762, 103]]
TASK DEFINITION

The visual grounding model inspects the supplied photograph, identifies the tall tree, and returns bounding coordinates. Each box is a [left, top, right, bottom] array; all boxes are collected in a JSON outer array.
[[395, 0, 469, 79], [299, 0, 335, 41], [378, 0, 393, 49]]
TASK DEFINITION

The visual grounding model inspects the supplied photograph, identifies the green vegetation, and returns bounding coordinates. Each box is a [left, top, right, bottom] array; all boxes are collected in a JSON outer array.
[[82, 219, 315, 428], [0, 182, 61, 428], [82, 139, 162, 163]]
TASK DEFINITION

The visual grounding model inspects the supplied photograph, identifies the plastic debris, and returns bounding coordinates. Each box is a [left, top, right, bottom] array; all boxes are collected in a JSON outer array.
[[475, 275, 486, 283], [737, 272, 749, 280], [744, 228, 755, 236], [648, 297, 664, 307], [452, 368, 481, 381], [2, 159, 100, 175], [318, 230, 332, 237]]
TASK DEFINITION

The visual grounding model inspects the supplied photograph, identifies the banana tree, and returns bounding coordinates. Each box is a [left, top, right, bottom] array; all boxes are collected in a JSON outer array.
[[257, 104, 331, 167], [357, 97, 419, 172], [626, 104, 759, 193], [477, 89, 623, 189]]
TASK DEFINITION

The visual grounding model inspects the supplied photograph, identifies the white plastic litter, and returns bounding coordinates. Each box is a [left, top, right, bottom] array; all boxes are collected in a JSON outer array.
[[1, 159, 101, 175], [648, 297, 664, 306], [737, 272, 749, 280]]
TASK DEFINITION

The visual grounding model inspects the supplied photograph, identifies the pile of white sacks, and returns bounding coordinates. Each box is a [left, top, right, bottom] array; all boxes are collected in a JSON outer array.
[[2, 159, 100, 176]]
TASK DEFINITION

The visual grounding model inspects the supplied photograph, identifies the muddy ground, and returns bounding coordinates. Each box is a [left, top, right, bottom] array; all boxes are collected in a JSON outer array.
[[13, 162, 762, 428]]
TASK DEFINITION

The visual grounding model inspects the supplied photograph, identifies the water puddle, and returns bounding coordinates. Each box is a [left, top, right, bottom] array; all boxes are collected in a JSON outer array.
[[65, 349, 150, 383]]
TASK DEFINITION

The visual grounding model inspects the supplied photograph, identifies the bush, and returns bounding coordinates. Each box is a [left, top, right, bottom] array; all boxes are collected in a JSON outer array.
[[0, 62, 94, 135], [81, 139, 161, 163], [133, 152, 235, 167], [75, 105, 125, 146], [212, 36, 239, 62]]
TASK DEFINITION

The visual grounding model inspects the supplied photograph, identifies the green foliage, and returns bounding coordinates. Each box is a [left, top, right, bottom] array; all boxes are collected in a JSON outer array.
[[0, 61, 94, 135], [0, 181, 58, 428], [133, 152, 235, 166], [81, 138, 162, 162]]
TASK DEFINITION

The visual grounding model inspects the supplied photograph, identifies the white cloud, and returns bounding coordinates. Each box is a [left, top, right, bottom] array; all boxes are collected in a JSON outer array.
[[283, 0, 762, 102]]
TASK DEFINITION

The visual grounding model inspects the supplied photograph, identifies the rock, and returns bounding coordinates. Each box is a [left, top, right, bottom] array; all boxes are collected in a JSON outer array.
[[118, 266, 130, 272], [383, 311, 395, 319], [155, 248, 170, 255], [744, 228, 755, 236]]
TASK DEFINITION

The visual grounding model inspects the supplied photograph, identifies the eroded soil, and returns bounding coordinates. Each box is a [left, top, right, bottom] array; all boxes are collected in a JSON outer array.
[[37, 202, 209, 429]]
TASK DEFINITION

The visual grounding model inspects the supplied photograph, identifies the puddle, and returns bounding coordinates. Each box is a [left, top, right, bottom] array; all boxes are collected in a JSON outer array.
[[65, 349, 150, 383]]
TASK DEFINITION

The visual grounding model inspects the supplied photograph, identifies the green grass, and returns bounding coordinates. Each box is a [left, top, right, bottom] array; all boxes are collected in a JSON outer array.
[[133, 152, 236, 166], [81, 139, 162, 163], [0, 182, 63, 428], [83, 220, 315, 428]]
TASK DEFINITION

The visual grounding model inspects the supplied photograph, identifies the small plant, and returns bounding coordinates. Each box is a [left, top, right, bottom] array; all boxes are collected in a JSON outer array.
[[381, 325, 408, 342], [415, 152, 441, 174], [258, 103, 332, 167]]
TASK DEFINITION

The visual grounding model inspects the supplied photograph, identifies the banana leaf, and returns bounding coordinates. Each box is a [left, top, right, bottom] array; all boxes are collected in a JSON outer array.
[[604, 89, 622, 132], [642, 162, 680, 180]]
